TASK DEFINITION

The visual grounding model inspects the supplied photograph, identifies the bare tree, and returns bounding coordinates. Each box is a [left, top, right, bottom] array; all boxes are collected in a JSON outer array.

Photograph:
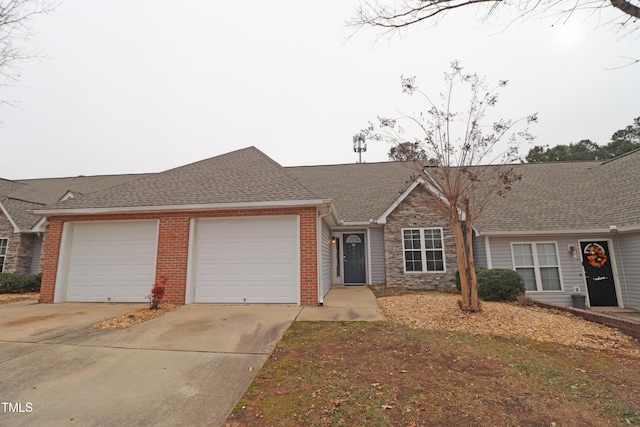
[[349, 0, 640, 38], [365, 61, 536, 312], [1, 0, 54, 101]]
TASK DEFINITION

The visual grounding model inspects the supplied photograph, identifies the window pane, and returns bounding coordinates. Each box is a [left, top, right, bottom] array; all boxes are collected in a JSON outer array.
[[405, 251, 423, 272], [424, 229, 443, 249], [536, 243, 558, 266], [403, 230, 421, 250], [540, 267, 561, 290], [516, 267, 537, 291], [0, 239, 6, 255], [513, 244, 534, 267], [425, 251, 444, 272]]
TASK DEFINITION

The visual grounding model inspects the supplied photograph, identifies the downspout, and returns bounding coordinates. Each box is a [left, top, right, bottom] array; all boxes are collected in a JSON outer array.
[[613, 232, 630, 307], [317, 209, 331, 306], [484, 235, 493, 269], [366, 227, 372, 285]]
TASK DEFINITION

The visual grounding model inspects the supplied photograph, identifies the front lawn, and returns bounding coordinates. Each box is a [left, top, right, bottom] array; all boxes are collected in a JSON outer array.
[[226, 298, 640, 426]]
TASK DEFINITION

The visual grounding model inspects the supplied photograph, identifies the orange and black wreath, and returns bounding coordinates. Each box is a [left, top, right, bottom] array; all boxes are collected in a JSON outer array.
[[587, 246, 608, 268]]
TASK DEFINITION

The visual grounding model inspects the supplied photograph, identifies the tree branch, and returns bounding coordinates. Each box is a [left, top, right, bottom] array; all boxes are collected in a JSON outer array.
[[609, 0, 640, 18]]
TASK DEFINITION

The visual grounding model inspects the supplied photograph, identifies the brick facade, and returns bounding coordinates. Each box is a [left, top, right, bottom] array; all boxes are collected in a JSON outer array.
[[40, 207, 318, 306], [383, 185, 457, 291]]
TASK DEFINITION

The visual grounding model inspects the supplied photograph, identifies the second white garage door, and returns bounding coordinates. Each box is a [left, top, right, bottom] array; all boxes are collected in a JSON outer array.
[[192, 216, 300, 303]]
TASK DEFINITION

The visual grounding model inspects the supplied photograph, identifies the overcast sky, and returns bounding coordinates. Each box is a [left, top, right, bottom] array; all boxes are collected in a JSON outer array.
[[1, 1, 639, 179]]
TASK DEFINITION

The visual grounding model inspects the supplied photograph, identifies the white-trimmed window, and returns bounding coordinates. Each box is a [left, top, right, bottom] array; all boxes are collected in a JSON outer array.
[[512, 242, 562, 291], [0, 238, 7, 272], [402, 228, 446, 273]]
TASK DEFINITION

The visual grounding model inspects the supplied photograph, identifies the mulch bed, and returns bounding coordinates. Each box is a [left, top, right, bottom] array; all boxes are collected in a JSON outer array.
[[378, 293, 640, 355], [91, 304, 181, 329]]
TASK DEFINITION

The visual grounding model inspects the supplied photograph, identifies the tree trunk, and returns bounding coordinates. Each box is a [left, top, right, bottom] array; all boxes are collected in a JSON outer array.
[[464, 220, 480, 311], [450, 214, 470, 310]]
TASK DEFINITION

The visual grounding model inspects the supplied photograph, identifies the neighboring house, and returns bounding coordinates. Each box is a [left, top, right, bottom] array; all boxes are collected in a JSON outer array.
[[0, 175, 151, 274], [472, 150, 640, 311], [8, 146, 638, 310]]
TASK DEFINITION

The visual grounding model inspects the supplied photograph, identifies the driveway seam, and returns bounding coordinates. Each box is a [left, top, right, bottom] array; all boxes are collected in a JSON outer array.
[[20, 341, 276, 356]]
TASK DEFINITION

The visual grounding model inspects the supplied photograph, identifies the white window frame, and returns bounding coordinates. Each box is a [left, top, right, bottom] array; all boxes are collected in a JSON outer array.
[[511, 242, 564, 292], [0, 238, 7, 273], [402, 228, 446, 273]]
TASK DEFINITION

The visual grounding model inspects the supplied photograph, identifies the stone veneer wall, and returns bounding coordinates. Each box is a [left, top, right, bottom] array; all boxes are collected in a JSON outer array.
[[0, 213, 35, 274], [383, 185, 458, 291]]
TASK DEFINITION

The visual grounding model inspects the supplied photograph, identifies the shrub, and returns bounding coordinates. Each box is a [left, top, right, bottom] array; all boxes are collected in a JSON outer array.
[[148, 276, 167, 309], [21, 273, 42, 293], [477, 269, 525, 302], [0, 273, 42, 294]]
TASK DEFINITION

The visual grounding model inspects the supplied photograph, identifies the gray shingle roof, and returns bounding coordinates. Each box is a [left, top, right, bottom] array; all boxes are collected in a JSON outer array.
[[0, 197, 45, 230], [286, 161, 416, 223], [596, 149, 640, 229], [473, 161, 603, 233], [14, 174, 152, 205], [290, 150, 640, 232], [5, 146, 639, 234], [41, 147, 321, 211], [475, 149, 640, 233], [0, 174, 151, 230]]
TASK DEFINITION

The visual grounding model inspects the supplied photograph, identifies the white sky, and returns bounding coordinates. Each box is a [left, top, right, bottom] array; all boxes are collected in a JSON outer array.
[[1, 1, 639, 179]]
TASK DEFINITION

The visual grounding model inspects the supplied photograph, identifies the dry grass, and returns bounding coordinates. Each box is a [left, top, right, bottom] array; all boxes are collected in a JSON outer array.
[[0, 293, 39, 304], [227, 293, 640, 426]]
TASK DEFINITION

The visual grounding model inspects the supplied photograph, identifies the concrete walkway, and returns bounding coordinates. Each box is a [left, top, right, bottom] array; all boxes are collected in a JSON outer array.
[[297, 285, 385, 321]]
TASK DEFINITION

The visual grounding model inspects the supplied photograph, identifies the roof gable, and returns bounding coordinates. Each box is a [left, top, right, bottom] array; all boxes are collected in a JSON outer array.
[[286, 161, 416, 224]]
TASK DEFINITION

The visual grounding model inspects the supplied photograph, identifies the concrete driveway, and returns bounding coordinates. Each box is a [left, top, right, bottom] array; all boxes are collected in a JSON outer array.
[[0, 301, 301, 427]]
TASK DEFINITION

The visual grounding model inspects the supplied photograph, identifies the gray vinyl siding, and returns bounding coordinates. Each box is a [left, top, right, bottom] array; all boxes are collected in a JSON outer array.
[[321, 220, 332, 298], [617, 232, 640, 310], [472, 233, 487, 268], [30, 235, 43, 274], [487, 235, 601, 307], [369, 227, 385, 284]]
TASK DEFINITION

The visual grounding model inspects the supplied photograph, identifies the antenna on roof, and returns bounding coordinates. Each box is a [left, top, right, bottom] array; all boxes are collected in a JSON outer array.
[[352, 132, 367, 163]]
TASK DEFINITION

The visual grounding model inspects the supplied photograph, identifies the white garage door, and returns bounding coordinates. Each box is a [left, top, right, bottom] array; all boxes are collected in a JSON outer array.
[[192, 216, 299, 303], [64, 221, 158, 302]]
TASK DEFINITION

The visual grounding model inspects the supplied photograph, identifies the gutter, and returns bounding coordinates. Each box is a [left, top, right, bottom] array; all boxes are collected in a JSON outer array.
[[31, 199, 333, 216], [475, 224, 640, 237]]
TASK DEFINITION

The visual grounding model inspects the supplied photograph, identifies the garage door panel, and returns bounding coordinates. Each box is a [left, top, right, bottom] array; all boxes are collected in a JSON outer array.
[[64, 221, 157, 303], [193, 216, 299, 304]]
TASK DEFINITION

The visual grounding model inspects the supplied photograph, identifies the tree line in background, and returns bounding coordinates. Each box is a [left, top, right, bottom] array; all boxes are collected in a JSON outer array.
[[524, 116, 640, 162], [389, 116, 640, 163]]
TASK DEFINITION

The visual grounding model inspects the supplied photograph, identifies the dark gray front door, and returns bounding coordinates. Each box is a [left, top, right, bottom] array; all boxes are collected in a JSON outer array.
[[343, 233, 366, 284], [580, 241, 618, 307]]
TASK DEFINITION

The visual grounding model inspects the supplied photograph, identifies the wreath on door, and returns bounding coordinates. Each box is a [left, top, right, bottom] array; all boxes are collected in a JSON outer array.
[[584, 243, 608, 268]]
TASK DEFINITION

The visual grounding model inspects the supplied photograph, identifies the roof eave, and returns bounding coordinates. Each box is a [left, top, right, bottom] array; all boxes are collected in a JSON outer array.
[[0, 200, 20, 233], [476, 224, 640, 236], [32, 199, 333, 216]]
